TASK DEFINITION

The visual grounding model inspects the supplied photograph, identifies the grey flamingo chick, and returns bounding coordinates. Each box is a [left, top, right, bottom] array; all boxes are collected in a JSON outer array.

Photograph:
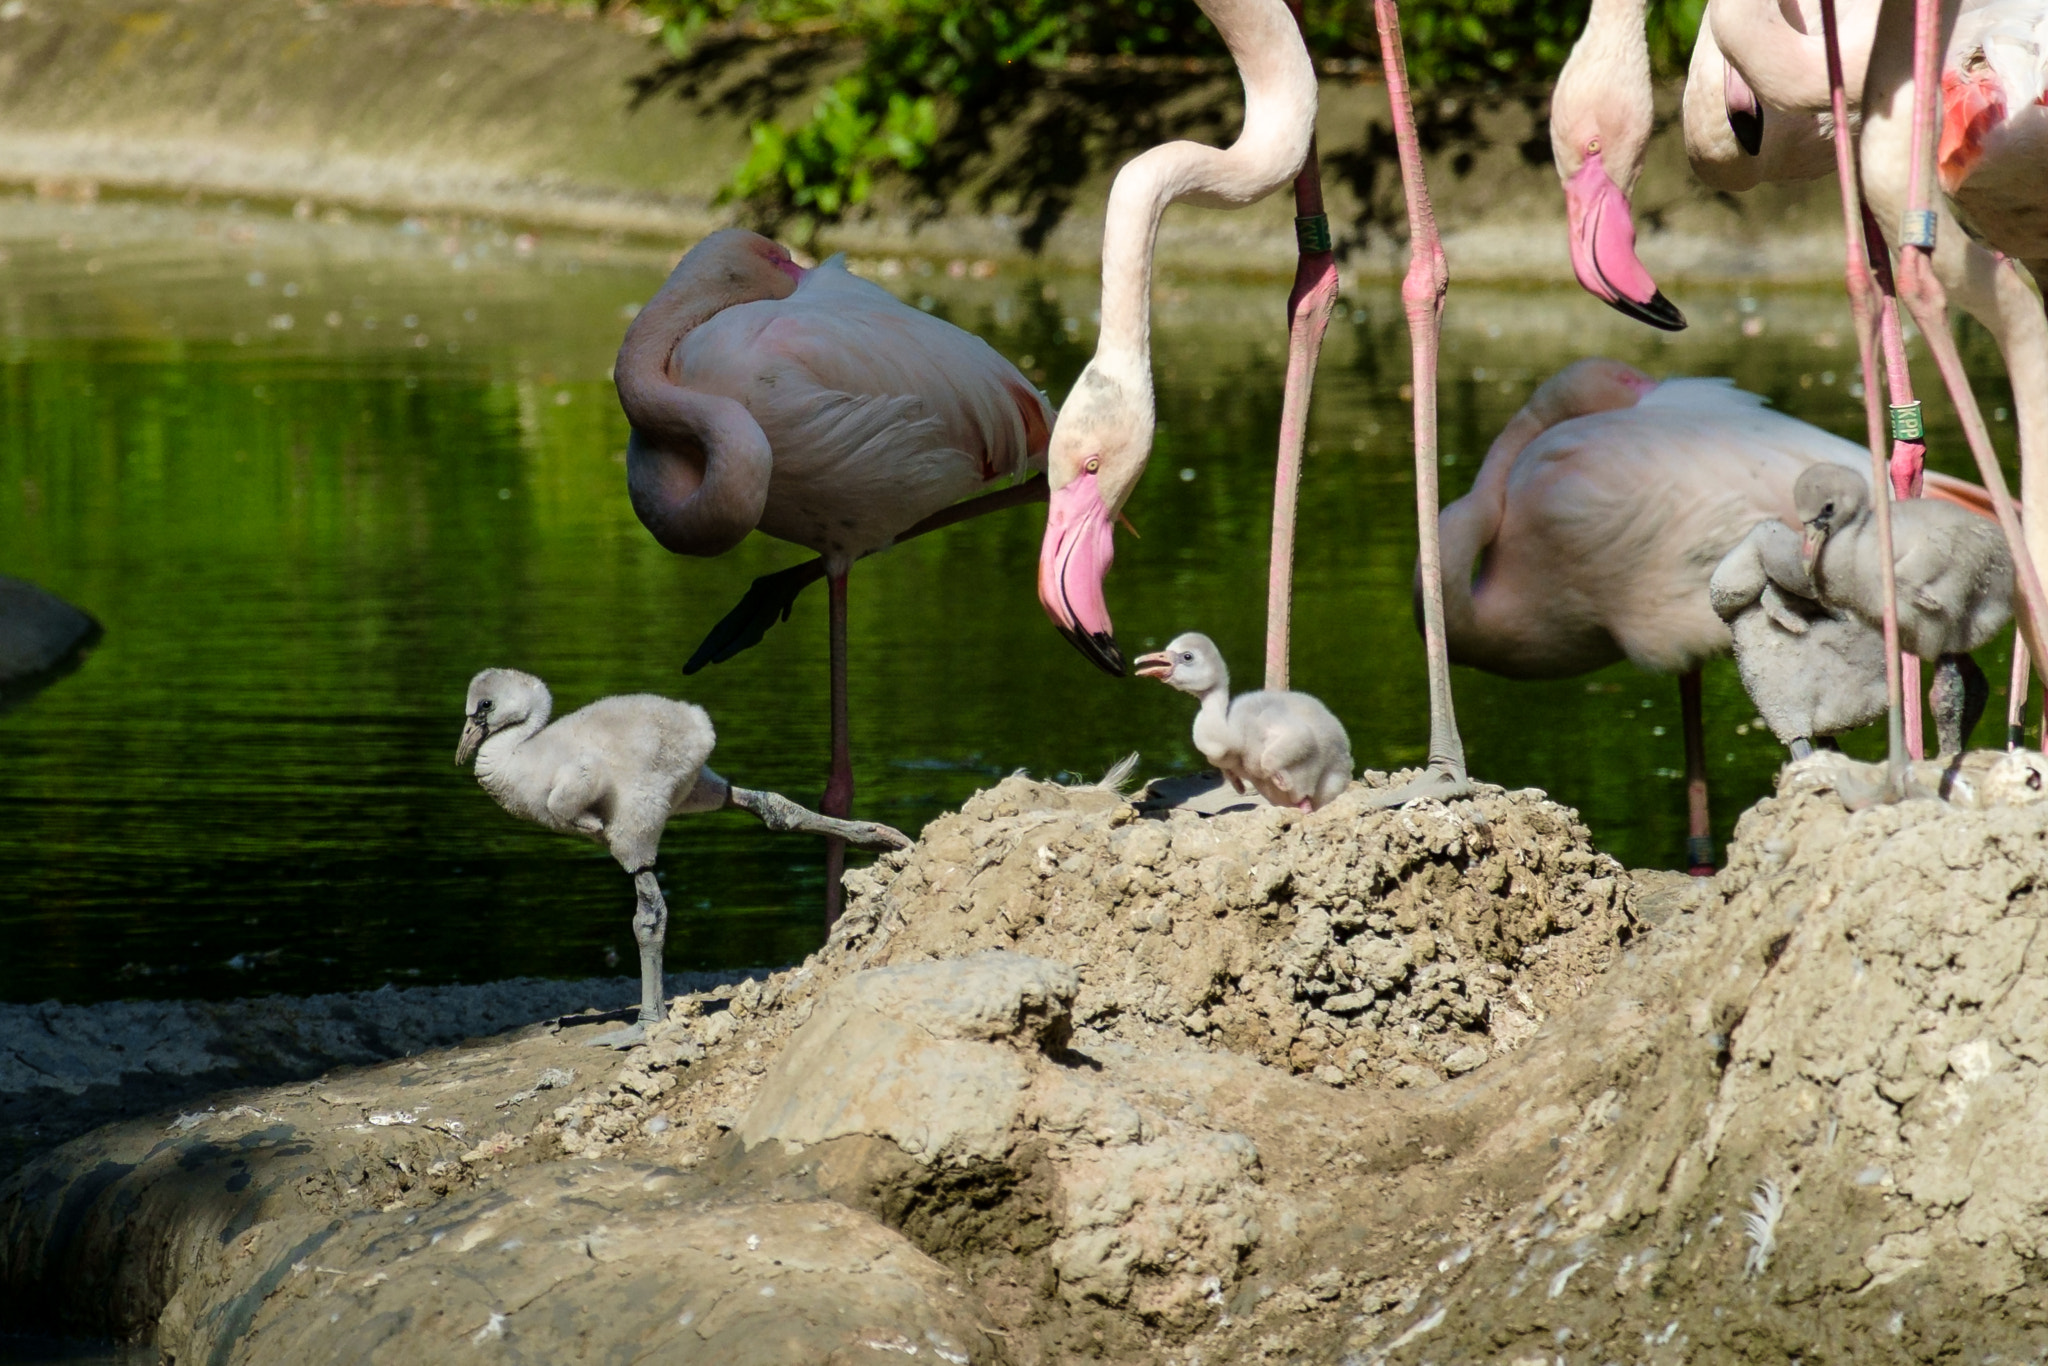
[[1710, 519, 1888, 756], [1134, 633, 1352, 811], [455, 668, 910, 1046], [1795, 465, 2016, 756]]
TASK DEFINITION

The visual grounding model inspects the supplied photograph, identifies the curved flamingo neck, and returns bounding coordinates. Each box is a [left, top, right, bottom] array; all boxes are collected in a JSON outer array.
[[616, 247, 791, 557], [1089, 0, 1317, 427], [1708, 0, 1878, 112]]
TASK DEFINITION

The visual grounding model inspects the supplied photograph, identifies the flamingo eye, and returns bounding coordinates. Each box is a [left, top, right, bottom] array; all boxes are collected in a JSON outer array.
[[1181, 652, 1194, 662], [1085, 457, 1100, 474], [1586, 136, 1601, 155]]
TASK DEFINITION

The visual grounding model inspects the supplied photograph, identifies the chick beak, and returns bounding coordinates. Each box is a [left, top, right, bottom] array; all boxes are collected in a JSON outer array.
[[455, 712, 487, 766], [1133, 651, 1174, 680], [1801, 525, 1825, 579]]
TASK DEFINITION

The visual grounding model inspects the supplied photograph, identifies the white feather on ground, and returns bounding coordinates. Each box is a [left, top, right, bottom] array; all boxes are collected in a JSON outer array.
[[1744, 1178, 1786, 1278]]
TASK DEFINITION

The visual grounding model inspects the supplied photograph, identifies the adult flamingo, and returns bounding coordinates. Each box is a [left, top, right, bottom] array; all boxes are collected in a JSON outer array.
[[1443, 359, 2002, 868], [1707, 0, 2048, 684], [616, 229, 1053, 924], [1039, 0, 1474, 808]]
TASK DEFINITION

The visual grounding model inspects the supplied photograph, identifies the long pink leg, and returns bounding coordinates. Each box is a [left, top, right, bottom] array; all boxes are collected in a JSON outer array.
[[1679, 670, 1714, 876], [1362, 0, 1469, 808], [1861, 209, 1929, 758], [1891, 0, 2048, 696], [1819, 0, 1908, 796], [821, 570, 853, 928], [1265, 0, 1340, 692]]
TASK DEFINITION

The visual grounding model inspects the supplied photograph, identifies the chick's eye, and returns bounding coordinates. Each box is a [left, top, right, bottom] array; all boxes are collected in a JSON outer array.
[[478, 700, 493, 712], [1181, 652, 1194, 662]]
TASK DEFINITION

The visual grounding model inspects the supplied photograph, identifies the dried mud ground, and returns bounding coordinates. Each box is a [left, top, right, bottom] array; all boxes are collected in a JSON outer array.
[[5, 765, 2048, 1364]]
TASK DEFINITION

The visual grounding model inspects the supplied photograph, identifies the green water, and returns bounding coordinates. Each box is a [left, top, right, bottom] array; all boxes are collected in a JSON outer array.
[[0, 195, 2025, 1006]]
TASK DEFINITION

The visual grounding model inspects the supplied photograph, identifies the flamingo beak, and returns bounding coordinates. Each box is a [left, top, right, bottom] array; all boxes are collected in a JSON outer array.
[[1038, 471, 1127, 677], [1133, 651, 1174, 680], [455, 712, 487, 766], [1725, 65, 1765, 156], [1564, 156, 1688, 332], [1801, 526, 1824, 579]]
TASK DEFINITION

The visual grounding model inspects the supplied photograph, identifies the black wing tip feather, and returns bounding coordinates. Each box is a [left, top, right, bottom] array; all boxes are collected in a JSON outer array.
[[683, 559, 830, 674]]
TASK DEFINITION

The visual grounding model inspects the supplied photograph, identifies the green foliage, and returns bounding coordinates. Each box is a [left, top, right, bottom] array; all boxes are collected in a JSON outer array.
[[612, 0, 1705, 223]]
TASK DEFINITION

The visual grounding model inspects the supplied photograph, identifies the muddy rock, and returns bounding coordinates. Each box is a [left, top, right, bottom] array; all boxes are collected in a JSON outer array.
[[825, 774, 1638, 1089]]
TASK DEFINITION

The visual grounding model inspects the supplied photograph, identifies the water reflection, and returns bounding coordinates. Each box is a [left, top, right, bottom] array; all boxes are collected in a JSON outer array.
[[0, 196, 2024, 1004]]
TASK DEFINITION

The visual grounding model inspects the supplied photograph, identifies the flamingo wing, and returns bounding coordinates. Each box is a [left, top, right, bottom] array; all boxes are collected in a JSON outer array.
[[676, 258, 1051, 560]]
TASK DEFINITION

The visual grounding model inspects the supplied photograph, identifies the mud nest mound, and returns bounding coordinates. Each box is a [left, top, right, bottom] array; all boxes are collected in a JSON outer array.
[[828, 773, 1639, 1089]]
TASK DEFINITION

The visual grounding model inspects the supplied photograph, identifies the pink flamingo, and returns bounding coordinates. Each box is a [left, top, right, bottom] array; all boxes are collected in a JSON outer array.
[[1040, 0, 1473, 809], [1707, 0, 2048, 687], [616, 229, 1053, 924], [1443, 358, 2000, 868], [1554, 0, 2048, 771]]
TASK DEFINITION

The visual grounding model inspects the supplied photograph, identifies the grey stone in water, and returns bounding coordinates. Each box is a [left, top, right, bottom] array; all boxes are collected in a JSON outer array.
[[0, 575, 98, 683], [0, 575, 100, 710]]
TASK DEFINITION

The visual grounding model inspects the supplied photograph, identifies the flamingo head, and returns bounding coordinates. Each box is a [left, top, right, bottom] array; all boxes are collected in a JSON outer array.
[[1793, 465, 1865, 577], [678, 228, 806, 291], [456, 668, 551, 766], [1038, 361, 1153, 677], [1550, 30, 1686, 332], [1133, 632, 1227, 699]]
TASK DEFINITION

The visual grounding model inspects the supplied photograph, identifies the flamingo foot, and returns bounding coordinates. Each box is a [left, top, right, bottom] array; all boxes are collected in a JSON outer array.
[[1362, 758, 1471, 810], [589, 1022, 649, 1050]]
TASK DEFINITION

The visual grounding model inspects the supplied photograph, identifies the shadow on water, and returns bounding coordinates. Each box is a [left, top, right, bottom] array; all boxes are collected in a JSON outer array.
[[0, 194, 2026, 1008]]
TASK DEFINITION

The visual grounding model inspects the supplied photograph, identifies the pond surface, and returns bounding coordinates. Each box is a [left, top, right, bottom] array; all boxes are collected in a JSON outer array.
[[0, 195, 2025, 1005]]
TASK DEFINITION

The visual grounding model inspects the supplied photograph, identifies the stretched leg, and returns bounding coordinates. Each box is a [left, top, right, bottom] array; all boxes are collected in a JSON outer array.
[[1679, 670, 1714, 876], [1930, 653, 1989, 756], [822, 570, 853, 928], [2011, 638, 2031, 749], [1363, 0, 1469, 810], [1819, 0, 1908, 800], [1789, 737, 1816, 761], [593, 868, 669, 1048], [1861, 208, 1928, 759], [1266, 3, 1340, 691]]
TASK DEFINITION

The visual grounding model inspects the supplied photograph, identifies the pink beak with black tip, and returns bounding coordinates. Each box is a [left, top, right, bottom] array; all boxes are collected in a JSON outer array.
[[1037, 469, 1127, 676], [1564, 153, 1688, 332]]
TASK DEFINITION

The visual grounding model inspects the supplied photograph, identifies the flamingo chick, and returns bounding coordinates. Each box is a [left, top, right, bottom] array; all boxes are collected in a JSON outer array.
[[1795, 465, 2015, 755], [1134, 633, 1352, 811], [1710, 519, 1888, 754], [455, 668, 910, 1046]]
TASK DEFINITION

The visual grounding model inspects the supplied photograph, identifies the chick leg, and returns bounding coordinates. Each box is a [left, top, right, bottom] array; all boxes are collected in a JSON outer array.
[[591, 869, 668, 1049], [1930, 653, 1989, 757]]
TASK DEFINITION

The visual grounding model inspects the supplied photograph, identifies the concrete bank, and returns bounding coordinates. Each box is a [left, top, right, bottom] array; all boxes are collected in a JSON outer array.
[[0, 0, 1844, 279]]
